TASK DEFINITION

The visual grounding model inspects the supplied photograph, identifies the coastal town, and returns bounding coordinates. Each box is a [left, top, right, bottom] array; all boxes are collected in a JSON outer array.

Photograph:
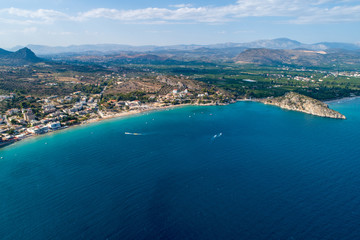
[[0, 85, 230, 148]]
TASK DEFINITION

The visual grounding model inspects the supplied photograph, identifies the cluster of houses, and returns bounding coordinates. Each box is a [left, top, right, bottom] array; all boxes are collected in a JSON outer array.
[[0, 86, 227, 145], [294, 76, 313, 82], [337, 72, 360, 78], [158, 88, 194, 102], [0, 91, 103, 143], [0, 89, 167, 143], [27, 121, 61, 135], [0, 107, 63, 142]]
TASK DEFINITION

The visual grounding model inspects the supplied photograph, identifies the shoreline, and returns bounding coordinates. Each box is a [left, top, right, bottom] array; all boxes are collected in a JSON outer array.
[[0, 102, 223, 150], [83, 102, 221, 126], [2, 95, 355, 150], [324, 95, 360, 104]]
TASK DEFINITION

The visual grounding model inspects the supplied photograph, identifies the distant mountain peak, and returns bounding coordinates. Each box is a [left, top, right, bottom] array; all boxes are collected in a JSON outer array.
[[0, 47, 42, 66], [16, 47, 37, 55], [14, 47, 39, 58]]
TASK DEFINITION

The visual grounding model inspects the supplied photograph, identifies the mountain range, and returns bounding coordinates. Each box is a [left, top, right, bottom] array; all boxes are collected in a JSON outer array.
[[1, 38, 360, 68], [234, 48, 360, 67], [10, 38, 360, 56]]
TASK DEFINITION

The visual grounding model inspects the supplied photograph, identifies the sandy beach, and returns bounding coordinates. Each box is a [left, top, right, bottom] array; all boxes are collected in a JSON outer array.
[[1, 102, 222, 149]]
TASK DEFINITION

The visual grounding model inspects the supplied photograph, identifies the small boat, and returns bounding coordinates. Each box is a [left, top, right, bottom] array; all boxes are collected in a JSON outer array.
[[211, 132, 223, 140], [125, 132, 142, 135]]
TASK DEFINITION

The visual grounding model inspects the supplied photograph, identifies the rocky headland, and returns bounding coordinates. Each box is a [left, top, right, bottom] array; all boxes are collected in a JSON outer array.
[[259, 92, 346, 119]]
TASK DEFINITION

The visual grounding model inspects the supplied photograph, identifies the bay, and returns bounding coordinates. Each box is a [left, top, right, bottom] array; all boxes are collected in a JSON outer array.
[[0, 100, 360, 239]]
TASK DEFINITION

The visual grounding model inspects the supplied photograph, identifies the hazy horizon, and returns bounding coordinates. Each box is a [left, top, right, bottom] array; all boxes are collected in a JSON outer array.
[[5, 37, 360, 51], [0, 0, 359, 48]]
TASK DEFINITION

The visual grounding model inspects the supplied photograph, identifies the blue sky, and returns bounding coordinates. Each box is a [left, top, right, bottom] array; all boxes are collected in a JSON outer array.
[[0, 0, 359, 48]]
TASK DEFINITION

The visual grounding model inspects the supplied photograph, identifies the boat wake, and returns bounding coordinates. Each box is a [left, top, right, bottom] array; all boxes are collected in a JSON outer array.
[[211, 132, 223, 141], [124, 132, 143, 136]]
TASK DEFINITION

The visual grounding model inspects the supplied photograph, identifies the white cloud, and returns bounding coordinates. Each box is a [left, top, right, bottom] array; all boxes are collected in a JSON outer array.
[[290, 5, 360, 23], [0, 7, 69, 24], [0, 1, 359, 25], [169, 4, 193, 8]]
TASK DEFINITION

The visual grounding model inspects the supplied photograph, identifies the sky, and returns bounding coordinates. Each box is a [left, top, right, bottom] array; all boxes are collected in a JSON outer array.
[[0, 0, 359, 48]]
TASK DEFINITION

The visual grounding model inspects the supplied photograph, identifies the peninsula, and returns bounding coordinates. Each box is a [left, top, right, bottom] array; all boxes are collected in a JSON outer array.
[[259, 92, 346, 119]]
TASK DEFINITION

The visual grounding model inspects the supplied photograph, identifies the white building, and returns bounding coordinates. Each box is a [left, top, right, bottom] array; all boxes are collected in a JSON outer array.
[[47, 122, 61, 130]]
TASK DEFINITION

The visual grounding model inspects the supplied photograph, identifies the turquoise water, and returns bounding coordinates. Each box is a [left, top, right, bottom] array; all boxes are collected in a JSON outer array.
[[1, 100, 360, 239]]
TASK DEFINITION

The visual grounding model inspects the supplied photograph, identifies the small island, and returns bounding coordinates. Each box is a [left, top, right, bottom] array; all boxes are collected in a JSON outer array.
[[259, 92, 346, 119]]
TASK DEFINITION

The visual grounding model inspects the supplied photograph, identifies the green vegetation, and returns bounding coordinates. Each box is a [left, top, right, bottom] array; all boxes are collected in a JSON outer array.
[[114, 63, 360, 100], [0, 59, 359, 115]]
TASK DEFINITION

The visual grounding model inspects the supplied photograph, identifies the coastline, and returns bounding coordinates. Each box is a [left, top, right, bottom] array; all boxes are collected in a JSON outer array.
[[2, 95, 354, 150], [324, 95, 360, 104], [0, 102, 222, 150]]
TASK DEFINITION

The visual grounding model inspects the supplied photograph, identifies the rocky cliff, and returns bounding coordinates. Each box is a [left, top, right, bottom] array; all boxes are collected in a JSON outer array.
[[260, 92, 346, 119]]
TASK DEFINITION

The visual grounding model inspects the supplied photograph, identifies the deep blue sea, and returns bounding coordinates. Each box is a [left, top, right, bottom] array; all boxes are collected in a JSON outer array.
[[1, 99, 360, 240]]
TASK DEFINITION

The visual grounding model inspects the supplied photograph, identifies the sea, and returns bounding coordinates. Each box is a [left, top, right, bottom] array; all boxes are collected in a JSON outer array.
[[1, 99, 360, 240]]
